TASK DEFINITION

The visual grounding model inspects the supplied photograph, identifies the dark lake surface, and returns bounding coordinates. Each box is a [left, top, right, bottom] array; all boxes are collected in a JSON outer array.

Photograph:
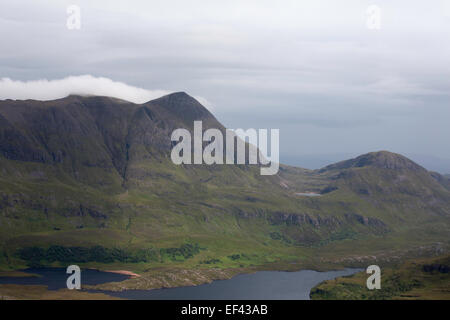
[[0, 267, 362, 299], [0, 268, 130, 290], [101, 268, 362, 300]]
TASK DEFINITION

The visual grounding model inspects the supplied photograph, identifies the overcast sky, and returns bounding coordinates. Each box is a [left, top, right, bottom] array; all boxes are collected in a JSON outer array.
[[1, 0, 450, 171]]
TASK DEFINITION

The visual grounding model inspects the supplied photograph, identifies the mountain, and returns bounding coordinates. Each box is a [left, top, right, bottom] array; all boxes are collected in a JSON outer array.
[[0, 94, 449, 275], [320, 151, 426, 171], [318, 151, 450, 210]]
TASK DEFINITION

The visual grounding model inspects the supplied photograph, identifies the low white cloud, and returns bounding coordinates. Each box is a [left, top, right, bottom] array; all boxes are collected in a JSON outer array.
[[0, 75, 168, 103], [0, 75, 211, 108]]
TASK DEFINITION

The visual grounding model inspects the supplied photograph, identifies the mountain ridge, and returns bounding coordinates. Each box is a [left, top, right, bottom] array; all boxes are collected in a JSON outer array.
[[0, 94, 448, 273]]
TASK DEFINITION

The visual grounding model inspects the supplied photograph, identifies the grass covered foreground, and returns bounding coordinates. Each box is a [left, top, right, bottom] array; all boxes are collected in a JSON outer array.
[[310, 255, 450, 300]]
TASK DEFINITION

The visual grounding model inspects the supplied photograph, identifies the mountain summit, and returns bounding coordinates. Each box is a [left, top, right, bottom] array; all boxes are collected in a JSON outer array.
[[148, 92, 213, 120], [321, 151, 426, 172]]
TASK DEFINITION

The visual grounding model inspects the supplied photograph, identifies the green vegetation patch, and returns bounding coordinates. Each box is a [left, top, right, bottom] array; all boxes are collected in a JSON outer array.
[[269, 232, 292, 244], [159, 243, 202, 262], [200, 258, 222, 265], [17, 243, 202, 267], [310, 255, 450, 300]]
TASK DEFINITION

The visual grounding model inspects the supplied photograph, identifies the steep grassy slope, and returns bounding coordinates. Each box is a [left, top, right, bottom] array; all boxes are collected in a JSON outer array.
[[0, 94, 449, 273]]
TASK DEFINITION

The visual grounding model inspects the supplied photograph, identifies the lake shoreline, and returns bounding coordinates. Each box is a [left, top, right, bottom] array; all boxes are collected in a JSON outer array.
[[86, 258, 366, 293], [1, 264, 361, 300], [90, 268, 363, 300]]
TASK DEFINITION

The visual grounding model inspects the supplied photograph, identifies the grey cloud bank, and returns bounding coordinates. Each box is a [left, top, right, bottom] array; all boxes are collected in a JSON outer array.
[[0, 0, 449, 171]]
